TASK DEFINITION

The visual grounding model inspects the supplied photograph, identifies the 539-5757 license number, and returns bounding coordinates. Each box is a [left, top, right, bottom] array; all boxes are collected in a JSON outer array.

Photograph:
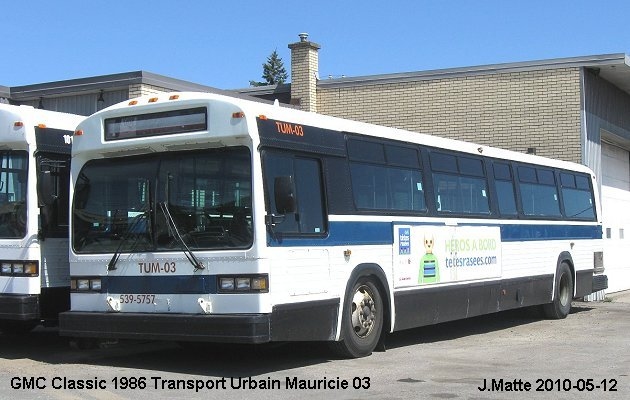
[[119, 294, 156, 304]]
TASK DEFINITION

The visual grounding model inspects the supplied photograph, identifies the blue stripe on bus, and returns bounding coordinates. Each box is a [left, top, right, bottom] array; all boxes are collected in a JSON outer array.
[[268, 221, 602, 247], [268, 221, 394, 247], [498, 224, 601, 241], [99, 223, 600, 294], [102, 275, 217, 294]]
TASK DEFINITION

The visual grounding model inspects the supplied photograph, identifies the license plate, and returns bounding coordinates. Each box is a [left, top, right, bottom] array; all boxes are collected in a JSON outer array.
[[118, 294, 156, 305]]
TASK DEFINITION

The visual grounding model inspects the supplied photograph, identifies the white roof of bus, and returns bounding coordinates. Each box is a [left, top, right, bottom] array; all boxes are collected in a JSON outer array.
[[95, 91, 594, 176], [0, 103, 84, 130]]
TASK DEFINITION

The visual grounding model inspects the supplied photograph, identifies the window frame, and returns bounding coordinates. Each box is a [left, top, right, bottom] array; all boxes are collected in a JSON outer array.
[[72, 147, 253, 253], [347, 138, 427, 215], [559, 171, 597, 221], [429, 151, 491, 216], [516, 165, 562, 219], [491, 161, 518, 217], [261, 150, 328, 237]]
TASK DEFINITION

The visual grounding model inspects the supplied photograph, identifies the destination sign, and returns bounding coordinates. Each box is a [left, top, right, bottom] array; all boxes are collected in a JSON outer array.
[[104, 107, 207, 141], [257, 117, 345, 156]]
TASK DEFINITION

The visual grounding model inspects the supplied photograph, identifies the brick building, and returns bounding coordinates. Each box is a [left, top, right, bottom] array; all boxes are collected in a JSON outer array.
[[276, 34, 630, 293]]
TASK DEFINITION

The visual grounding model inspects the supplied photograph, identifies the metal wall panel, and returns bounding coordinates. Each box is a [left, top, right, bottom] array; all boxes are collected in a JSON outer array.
[[19, 89, 129, 116], [583, 68, 630, 293]]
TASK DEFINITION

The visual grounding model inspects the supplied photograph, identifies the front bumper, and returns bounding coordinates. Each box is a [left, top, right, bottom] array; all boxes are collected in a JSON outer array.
[[59, 298, 340, 343], [0, 294, 39, 321], [59, 311, 271, 343]]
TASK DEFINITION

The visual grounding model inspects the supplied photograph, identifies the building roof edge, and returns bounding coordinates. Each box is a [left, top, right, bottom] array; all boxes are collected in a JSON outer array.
[[318, 53, 629, 88]]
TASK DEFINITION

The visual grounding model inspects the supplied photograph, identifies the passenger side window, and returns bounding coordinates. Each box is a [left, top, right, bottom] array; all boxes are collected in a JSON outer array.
[[560, 173, 595, 220], [518, 166, 561, 217], [348, 139, 426, 212], [263, 152, 326, 234], [493, 162, 517, 216], [350, 164, 425, 211], [350, 164, 389, 209], [431, 153, 489, 215]]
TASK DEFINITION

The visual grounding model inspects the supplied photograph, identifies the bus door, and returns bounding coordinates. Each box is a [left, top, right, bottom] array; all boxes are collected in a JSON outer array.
[[262, 151, 331, 296]]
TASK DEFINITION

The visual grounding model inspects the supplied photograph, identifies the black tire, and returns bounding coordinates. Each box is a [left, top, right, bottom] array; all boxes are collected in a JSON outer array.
[[543, 262, 573, 319], [330, 277, 384, 358]]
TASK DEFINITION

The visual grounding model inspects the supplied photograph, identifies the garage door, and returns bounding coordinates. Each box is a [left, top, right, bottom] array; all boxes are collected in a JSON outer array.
[[601, 140, 630, 293]]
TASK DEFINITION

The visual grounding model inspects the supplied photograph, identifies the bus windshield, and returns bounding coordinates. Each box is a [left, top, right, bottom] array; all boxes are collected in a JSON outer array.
[[72, 147, 252, 253], [0, 151, 28, 238]]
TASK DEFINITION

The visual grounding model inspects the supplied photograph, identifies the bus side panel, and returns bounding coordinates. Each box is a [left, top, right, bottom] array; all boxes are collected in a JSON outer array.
[[270, 298, 339, 341], [0, 276, 40, 295], [393, 275, 553, 331]]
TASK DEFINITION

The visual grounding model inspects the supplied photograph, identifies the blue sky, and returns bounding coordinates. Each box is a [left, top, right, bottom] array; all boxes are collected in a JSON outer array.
[[2, 1, 630, 89]]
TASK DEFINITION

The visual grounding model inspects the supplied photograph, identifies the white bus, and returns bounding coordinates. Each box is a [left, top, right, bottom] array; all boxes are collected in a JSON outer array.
[[0, 104, 84, 333], [60, 92, 606, 357]]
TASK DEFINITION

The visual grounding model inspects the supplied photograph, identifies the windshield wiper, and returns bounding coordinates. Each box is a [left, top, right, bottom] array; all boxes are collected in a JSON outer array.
[[106, 210, 150, 271], [107, 179, 153, 271], [159, 201, 205, 271]]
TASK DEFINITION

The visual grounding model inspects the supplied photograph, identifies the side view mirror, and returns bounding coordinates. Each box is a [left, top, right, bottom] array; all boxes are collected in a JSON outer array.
[[274, 176, 296, 214]]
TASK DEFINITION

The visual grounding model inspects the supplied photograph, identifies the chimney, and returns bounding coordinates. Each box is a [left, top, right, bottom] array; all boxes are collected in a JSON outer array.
[[288, 33, 320, 112]]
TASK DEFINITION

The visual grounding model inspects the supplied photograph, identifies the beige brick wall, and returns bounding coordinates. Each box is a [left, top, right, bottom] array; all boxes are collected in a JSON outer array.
[[317, 68, 583, 163], [289, 41, 320, 112], [128, 83, 173, 99]]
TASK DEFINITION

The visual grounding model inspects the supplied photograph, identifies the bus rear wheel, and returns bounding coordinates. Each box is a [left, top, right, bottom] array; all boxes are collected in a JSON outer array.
[[543, 262, 573, 319], [330, 278, 383, 358]]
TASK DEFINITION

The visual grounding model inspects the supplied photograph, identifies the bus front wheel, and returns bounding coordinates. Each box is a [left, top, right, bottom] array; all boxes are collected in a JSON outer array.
[[330, 277, 384, 358], [543, 262, 573, 319]]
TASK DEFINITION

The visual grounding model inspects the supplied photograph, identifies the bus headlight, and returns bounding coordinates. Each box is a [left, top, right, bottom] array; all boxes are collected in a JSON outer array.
[[236, 277, 251, 291], [90, 279, 102, 291], [218, 275, 268, 293], [1, 263, 11, 274], [76, 279, 90, 291], [219, 277, 235, 291], [70, 277, 104, 292], [0, 261, 39, 276]]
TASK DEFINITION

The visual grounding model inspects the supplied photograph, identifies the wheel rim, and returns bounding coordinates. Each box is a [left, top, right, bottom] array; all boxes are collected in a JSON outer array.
[[350, 284, 377, 338], [559, 273, 570, 307]]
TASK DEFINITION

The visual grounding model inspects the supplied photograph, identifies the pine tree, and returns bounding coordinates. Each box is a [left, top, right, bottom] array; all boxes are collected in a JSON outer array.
[[250, 50, 288, 87]]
